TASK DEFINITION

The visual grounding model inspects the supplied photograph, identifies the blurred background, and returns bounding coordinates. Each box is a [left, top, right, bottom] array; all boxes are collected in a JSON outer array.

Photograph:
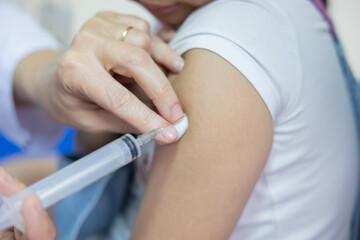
[[0, 0, 359, 165]]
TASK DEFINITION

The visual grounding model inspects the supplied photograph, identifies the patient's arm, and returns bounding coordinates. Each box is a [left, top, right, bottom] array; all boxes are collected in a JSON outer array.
[[131, 49, 273, 239]]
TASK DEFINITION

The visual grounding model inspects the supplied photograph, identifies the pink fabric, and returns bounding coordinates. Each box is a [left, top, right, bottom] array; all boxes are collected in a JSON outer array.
[[309, 0, 337, 40]]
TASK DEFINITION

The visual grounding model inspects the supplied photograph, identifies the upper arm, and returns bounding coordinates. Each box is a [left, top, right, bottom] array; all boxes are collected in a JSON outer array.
[[131, 49, 273, 239]]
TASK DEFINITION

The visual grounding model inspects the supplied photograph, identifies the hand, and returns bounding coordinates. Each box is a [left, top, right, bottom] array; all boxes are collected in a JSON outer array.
[[112, 25, 179, 118], [157, 25, 177, 43], [14, 12, 184, 144], [0, 168, 56, 240]]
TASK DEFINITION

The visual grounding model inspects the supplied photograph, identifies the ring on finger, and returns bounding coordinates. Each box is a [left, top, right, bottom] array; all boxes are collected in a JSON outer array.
[[119, 26, 133, 42]]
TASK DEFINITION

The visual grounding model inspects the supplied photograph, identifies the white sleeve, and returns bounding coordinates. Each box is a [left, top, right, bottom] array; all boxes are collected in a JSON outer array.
[[169, 0, 302, 121], [0, 2, 64, 153]]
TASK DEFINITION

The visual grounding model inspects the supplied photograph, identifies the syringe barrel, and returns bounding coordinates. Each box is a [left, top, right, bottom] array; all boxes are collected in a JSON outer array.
[[5, 134, 140, 231]]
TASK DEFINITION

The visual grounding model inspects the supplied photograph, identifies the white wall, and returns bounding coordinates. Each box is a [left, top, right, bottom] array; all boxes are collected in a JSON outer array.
[[329, 0, 360, 80], [19, 0, 156, 45]]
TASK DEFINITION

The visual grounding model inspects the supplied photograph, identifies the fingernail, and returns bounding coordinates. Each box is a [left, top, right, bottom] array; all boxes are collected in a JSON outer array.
[[161, 126, 177, 141], [172, 103, 184, 120], [174, 59, 184, 71]]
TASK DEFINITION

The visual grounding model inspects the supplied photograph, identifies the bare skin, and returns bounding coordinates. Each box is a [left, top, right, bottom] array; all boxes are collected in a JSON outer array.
[[130, 49, 273, 239], [13, 11, 185, 143], [127, 1, 274, 237], [0, 168, 56, 240]]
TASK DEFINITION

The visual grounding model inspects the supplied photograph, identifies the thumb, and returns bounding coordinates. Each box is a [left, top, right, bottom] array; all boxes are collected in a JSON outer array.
[[22, 194, 56, 240]]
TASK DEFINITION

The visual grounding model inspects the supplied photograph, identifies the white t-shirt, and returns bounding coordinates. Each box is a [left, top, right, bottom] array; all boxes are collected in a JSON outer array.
[[0, 2, 62, 153], [110, 0, 359, 239]]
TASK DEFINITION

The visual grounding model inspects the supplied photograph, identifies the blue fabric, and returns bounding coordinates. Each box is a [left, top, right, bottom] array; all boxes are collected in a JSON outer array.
[[335, 42, 360, 240], [54, 156, 133, 240], [309, 2, 360, 238], [0, 127, 75, 161]]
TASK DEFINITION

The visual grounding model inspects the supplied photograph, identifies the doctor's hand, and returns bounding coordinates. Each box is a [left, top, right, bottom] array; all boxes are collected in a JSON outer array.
[[13, 12, 184, 144], [0, 168, 56, 240]]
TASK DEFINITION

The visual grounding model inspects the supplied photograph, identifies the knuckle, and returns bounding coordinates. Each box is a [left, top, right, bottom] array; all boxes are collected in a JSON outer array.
[[57, 55, 82, 92], [110, 88, 132, 110], [72, 30, 95, 47], [124, 48, 150, 67], [58, 55, 76, 75], [156, 81, 172, 99], [137, 20, 151, 33], [136, 33, 151, 52], [140, 110, 153, 127], [57, 56, 74, 86]]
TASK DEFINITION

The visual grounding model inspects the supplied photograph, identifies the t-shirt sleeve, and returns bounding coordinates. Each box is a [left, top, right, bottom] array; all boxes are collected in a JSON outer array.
[[0, 2, 64, 153], [169, 0, 301, 121]]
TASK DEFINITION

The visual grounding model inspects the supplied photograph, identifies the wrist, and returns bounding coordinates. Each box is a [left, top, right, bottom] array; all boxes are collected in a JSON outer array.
[[13, 50, 63, 108]]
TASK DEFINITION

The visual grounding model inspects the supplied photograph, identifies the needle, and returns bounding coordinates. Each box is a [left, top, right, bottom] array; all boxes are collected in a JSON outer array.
[[136, 115, 186, 146]]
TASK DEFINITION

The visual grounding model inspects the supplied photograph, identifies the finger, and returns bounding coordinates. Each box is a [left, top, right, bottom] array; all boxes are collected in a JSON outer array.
[[92, 18, 152, 53], [0, 230, 15, 239], [65, 100, 155, 134], [151, 36, 184, 73], [104, 44, 185, 125], [81, 18, 151, 54], [119, 28, 152, 53], [95, 11, 150, 33], [14, 229, 23, 239], [22, 194, 56, 240], [68, 108, 139, 134], [82, 70, 179, 143], [0, 168, 26, 197], [158, 25, 176, 42]]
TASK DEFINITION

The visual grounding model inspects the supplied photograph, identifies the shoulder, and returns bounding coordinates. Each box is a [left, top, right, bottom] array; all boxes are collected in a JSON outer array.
[[170, 0, 302, 121], [171, 0, 297, 53]]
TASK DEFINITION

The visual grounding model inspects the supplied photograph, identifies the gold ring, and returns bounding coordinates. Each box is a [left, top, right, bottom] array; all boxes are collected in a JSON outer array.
[[119, 26, 133, 42]]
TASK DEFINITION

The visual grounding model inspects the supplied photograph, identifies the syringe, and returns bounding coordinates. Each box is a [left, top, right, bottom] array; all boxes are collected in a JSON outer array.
[[0, 115, 187, 232]]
